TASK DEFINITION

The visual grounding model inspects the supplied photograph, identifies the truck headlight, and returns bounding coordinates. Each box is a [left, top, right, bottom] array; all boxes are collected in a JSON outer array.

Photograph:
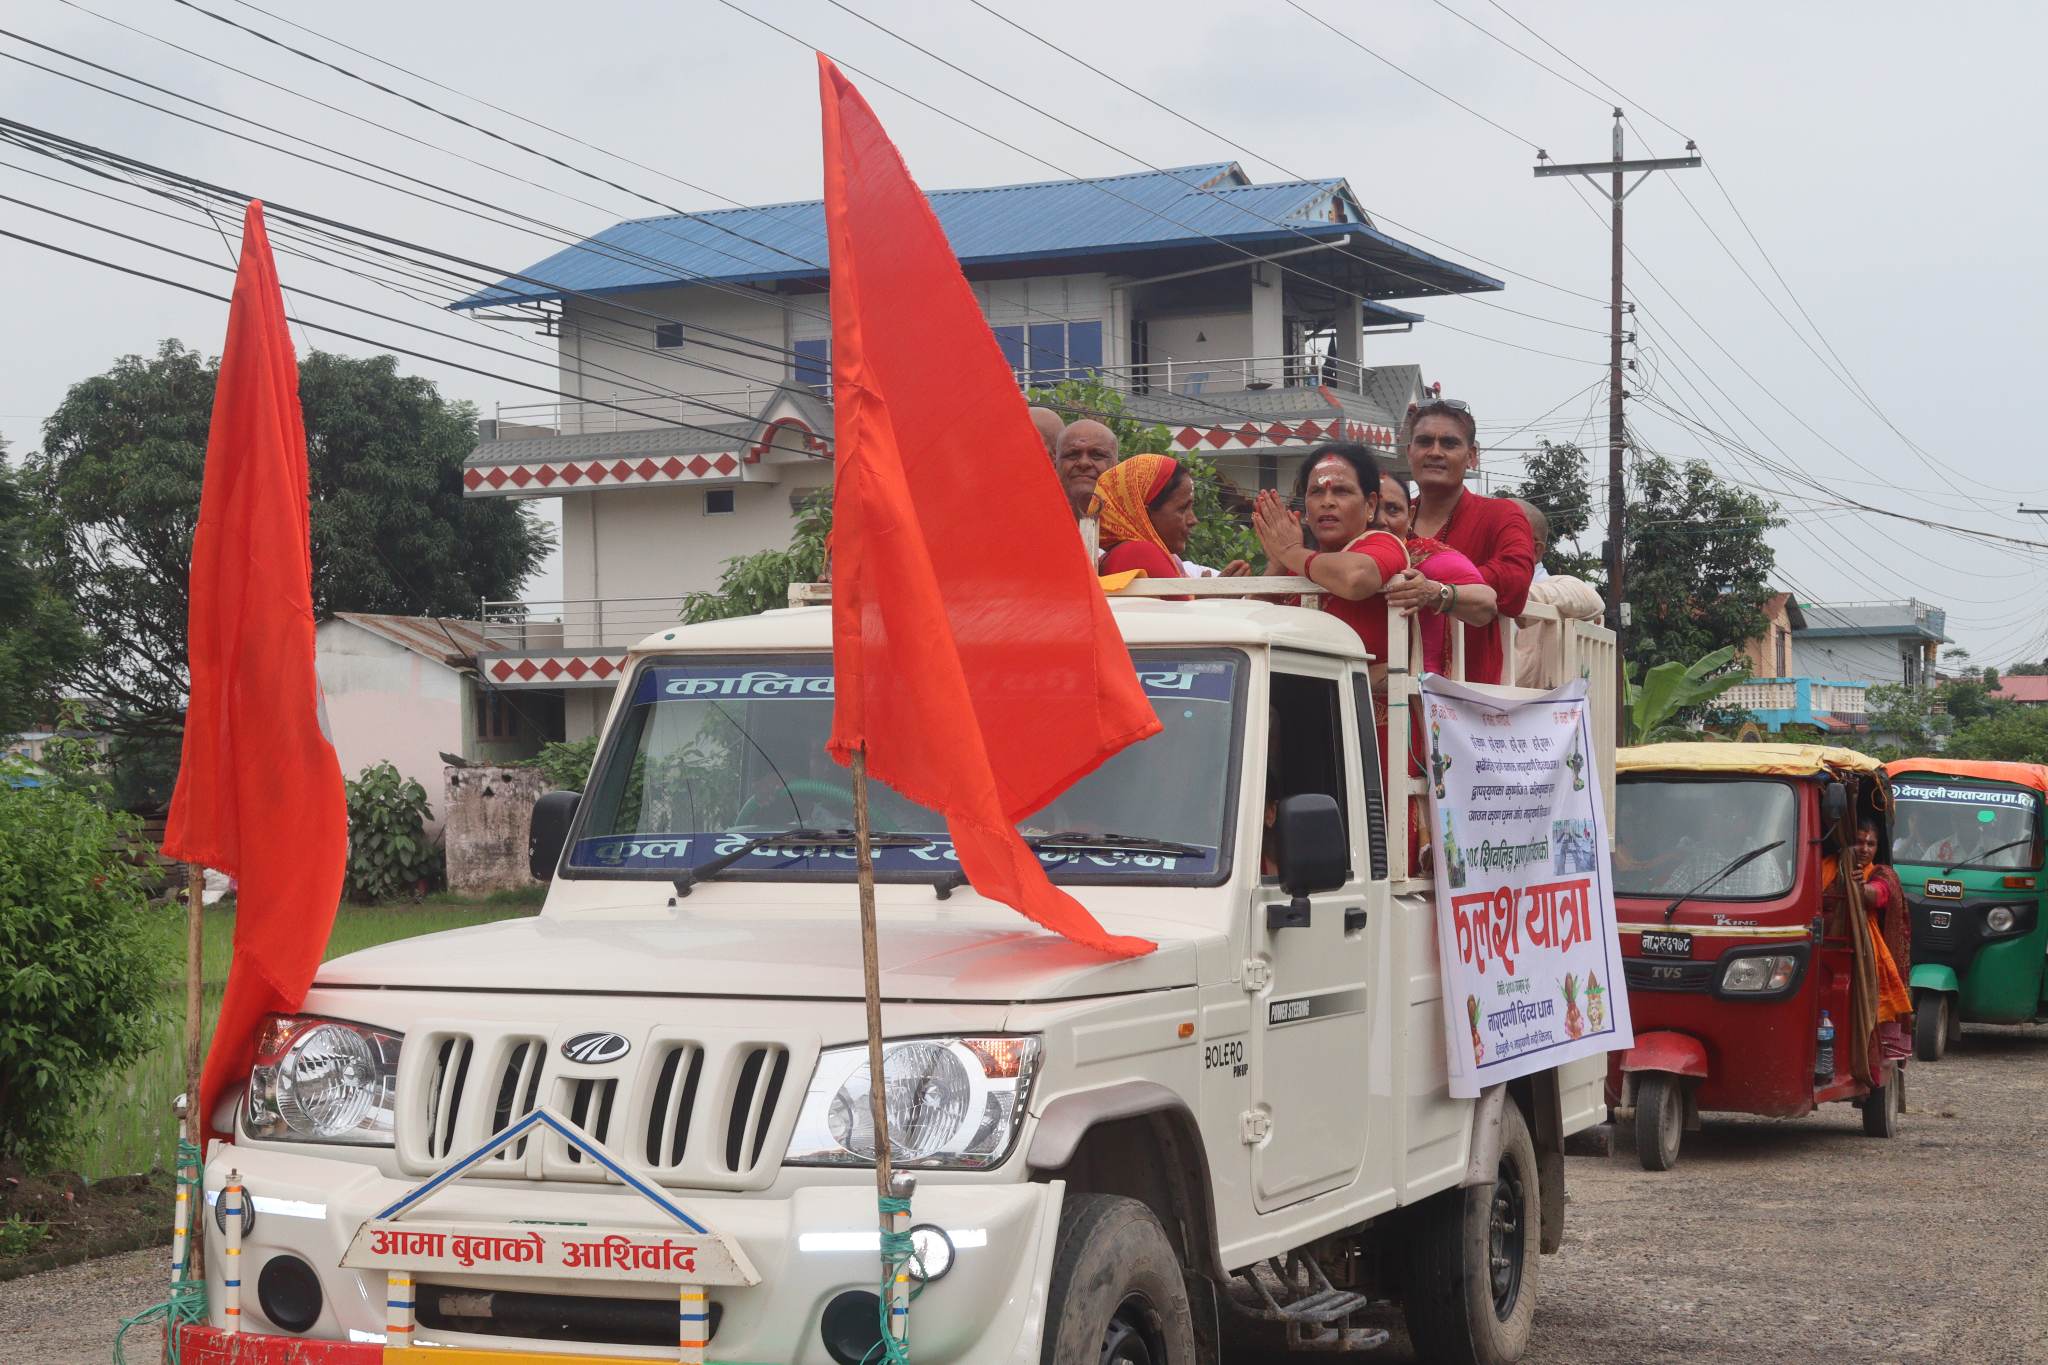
[[785, 1037, 1041, 1169], [1987, 906, 2016, 933], [244, 1015, 401, 1146], [1720, 954, 1799, 994]]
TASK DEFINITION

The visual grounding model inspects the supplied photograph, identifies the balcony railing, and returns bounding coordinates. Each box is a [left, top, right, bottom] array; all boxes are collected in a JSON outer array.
[[481, 353, 1378, 441], [480, 597, 691, 652]]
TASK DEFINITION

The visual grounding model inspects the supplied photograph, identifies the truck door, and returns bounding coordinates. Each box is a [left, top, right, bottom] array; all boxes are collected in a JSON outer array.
[[1249, 662, 1375, 1211]]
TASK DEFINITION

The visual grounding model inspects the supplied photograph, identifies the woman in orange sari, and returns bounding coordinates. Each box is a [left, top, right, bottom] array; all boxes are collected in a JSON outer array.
[[1091, 453, 1196, 583], [1825, 814, 1914, 1067]]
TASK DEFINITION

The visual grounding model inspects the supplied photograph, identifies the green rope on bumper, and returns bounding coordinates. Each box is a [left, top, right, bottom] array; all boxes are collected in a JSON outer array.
[[861, 1193, 922, 1365], [113, 1139, 207, 1365]]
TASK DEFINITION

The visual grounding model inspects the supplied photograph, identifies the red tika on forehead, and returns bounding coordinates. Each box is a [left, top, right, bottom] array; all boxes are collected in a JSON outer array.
[[1309, 455, 1358, 491]]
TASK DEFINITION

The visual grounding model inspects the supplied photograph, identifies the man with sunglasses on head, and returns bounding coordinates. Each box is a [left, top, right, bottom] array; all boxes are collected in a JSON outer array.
[[1384, 399, 1535, 686]]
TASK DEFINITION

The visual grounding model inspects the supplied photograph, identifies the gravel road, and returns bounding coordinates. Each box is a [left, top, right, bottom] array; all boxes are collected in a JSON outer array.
[[7, 1024, 2046, 1364]]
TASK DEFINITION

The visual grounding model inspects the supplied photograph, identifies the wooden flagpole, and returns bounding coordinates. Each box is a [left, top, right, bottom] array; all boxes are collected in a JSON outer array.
[[849, 748, 910, 1353]]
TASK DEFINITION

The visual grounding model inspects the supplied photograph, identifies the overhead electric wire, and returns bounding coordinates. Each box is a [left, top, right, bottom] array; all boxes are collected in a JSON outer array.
[[1423, 0, 1616, 112], [958, 0, 1604, 307], [1478, 0, 1693, 142], [703, 0, 1600, 367]]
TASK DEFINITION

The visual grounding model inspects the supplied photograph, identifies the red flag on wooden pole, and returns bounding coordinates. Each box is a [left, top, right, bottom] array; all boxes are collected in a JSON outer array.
[[163, 201, 348, 1139], [817, 56, 1160, 959]]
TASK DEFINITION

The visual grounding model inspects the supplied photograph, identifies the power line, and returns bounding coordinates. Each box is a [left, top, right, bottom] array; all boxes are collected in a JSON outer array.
[[1477, 0, 1693, 143], [958, 0, 1604, 307], [707, 0, 1602, 367]]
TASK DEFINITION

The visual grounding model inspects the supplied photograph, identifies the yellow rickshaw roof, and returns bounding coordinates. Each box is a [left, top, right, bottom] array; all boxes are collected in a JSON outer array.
[[1884, 757, 2048, 795], [1618, 742, 1886, 779]]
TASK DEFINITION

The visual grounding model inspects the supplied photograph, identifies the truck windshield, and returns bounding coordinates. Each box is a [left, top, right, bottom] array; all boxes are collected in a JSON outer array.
[[1613, 779, 1799, 900], [566, 651, 1242, 885], [1890, 779, 2042, 871]]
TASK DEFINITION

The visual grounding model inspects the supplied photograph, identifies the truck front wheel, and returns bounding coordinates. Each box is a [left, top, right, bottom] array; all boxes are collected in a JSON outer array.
[[1041, 1193, 1198, 1365], [1401, 1100, 1539, 1365]]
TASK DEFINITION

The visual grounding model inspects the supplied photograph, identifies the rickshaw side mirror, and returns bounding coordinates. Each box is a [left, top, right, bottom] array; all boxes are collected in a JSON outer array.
[[1820, 781, 1848, 833]]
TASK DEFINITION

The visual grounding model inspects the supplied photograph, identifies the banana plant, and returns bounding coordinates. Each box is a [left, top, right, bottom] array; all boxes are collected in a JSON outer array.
[[1626, 645, 1749, 746]]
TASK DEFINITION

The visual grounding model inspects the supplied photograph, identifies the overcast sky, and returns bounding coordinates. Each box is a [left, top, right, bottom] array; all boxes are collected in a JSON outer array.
[[4, 0, 2044, 665]]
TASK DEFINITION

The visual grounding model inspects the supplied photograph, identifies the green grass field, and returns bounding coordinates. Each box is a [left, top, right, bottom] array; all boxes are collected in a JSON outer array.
[[63, 887, 544, 1179]]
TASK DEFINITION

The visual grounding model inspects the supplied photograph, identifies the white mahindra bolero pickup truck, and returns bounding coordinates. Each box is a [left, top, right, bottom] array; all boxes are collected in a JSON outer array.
[[189, 593, 1611, 1365]]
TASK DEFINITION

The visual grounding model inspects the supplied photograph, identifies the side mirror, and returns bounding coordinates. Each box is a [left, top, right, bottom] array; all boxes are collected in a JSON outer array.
[[1820, 780, 1848, 834], [1275, 793, 1349, 898], [529, 790, 580, 881]]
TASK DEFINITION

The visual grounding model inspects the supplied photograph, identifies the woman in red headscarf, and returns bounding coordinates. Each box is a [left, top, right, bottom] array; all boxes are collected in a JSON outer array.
[[1092, 453, 1197, 585]]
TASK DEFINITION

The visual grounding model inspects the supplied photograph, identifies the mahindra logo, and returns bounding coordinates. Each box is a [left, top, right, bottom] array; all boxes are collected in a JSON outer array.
[[561, 1031, 631, 1065]]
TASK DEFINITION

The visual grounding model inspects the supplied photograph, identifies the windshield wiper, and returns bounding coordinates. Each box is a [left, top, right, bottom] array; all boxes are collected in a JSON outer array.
[[1023, 830, 1209, 857], [1663, 839, 1786, 925], [1942, 837, 2036, 877], [673, 826, 929, 897]]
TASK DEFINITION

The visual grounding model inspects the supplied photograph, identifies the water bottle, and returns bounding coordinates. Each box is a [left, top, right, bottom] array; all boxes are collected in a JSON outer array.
[[1815, 1010, 1836, 1082]]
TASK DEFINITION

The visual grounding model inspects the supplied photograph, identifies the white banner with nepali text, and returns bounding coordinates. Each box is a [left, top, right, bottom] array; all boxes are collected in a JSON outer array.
[[1420, 675, 1632, 1099]]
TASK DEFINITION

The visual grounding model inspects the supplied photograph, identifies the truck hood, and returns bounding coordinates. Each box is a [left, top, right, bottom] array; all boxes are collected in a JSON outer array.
[[317, 902, 1205, 1002]]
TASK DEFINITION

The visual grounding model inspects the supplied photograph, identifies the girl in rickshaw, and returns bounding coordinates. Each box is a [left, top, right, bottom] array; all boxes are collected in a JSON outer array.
[[1823, 814, 1914, 1066]]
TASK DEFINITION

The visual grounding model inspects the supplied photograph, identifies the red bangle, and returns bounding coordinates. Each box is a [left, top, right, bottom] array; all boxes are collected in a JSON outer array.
[[1302, 551, 1321, 579]]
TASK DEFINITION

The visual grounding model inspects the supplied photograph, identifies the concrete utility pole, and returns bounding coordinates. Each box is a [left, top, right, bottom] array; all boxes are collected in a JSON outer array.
[[1535, 112, 1699, 741]]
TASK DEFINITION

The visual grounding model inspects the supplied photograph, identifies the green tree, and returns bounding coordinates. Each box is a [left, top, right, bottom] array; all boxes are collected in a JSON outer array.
[[1625, 645, 1749, 744], [1855, 683, 1936, 760], [0, 440, 87, 740], [0, 777, 161, 1164], [27, 341, 555, 739], [1944, 706, 2048, 762], [1497, 439, 1598, 579], [1620, 455, 1780, 680], [681, 488, 830, 624]]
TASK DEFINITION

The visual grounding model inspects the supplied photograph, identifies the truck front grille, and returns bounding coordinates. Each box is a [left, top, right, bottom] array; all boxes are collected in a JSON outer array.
[[398, 1023, 810, 1191]]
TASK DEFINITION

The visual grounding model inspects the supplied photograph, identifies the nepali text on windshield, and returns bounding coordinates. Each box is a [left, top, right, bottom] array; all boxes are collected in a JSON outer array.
[[565, 652, 1243, 885]]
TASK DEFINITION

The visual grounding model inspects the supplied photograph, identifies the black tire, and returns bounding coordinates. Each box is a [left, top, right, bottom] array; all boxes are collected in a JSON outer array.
[[1633, 1073, 1684, 1172], [1862, 1066, 1903, 1138], [1913, 993, 1950, 1062], [1401, 1100, 1539, 1365], [1947, 1004, 1964, 1047], [1040, 1193, 1198, 1365]]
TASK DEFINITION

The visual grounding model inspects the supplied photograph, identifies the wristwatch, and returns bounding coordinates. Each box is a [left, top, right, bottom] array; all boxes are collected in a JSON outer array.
[[1433, 582, 1454, 614]]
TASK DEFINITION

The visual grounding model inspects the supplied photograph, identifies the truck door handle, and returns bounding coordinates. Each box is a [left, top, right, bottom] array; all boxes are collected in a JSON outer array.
[[1344, 907, 1367, 933], [1266, 897, 1311, 932]]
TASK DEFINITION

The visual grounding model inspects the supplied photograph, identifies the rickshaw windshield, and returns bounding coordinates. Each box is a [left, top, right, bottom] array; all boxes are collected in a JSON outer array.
[[564, 650, 1244, 886], [1613, 779, 1799, 900], [1890, 779, 2042, 871]]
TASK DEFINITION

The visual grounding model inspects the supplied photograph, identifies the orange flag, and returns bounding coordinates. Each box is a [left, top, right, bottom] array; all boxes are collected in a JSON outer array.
[[818, 57, 1161, 959], [163, 201, 348, 1138]]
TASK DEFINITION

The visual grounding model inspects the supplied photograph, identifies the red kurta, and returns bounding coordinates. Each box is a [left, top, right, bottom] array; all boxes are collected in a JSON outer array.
[[1429, 489, 1537, 685], [1318, 531, 1412, 665]]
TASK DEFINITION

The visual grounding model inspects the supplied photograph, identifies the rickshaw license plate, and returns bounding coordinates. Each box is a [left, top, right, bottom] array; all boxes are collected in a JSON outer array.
[[1639, 931, 1692, 958]]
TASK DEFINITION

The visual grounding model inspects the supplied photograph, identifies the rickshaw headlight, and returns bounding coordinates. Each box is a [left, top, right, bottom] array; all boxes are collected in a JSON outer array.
[[1987, 906, 2016, 933], [1721, 954, 1798, 994]]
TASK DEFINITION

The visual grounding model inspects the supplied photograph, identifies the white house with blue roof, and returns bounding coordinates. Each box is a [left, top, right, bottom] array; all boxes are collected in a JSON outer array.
[[450, 161, 1502, 738]]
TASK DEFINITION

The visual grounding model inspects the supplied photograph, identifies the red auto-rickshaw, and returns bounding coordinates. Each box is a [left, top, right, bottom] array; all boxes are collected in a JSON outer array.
[[1606, 743, 1905, 1170]]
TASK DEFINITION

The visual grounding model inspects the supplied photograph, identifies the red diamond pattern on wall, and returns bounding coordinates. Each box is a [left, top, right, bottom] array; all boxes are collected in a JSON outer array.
[[514, 660, 539, 680], [539, 659, 564, 679], [592, 657, 617, 678], [584, 462, 609, 482], [509, 467, 533, 487], [1296, 420, 1323, 442], [634, 459, 659, 480], [558, 464, 582, 484], [685, 456, 711, 477], [490, 661, 515, 681], [712, 454, 737, 475], [564, 658, 589, 679], [485, 468, 509, 488], [660, 457, 686, 478], [1174, 427, 1203, 449], [463, 468, 484, 491]]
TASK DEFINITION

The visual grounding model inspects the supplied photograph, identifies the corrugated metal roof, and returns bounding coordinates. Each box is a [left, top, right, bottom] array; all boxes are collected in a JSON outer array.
[[452, 163, 1501, 310], [328, 613, 487, 666]]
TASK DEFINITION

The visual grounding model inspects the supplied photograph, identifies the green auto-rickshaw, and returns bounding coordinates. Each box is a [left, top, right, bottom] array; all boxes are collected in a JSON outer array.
[[1885, 758, 2048, 1060]]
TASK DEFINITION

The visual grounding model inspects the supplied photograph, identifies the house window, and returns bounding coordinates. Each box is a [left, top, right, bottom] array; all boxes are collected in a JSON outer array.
[[1775, 629, 1788, 677], [996, 320, 1104, 387], [655, 323, 685, 349], [793, 338, 830, 395], [704, 488, 736, 515], [476, 689, 520, 742]]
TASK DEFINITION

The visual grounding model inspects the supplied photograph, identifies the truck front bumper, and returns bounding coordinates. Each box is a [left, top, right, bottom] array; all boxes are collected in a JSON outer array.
[[193, 1146, 1063, 1363]]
